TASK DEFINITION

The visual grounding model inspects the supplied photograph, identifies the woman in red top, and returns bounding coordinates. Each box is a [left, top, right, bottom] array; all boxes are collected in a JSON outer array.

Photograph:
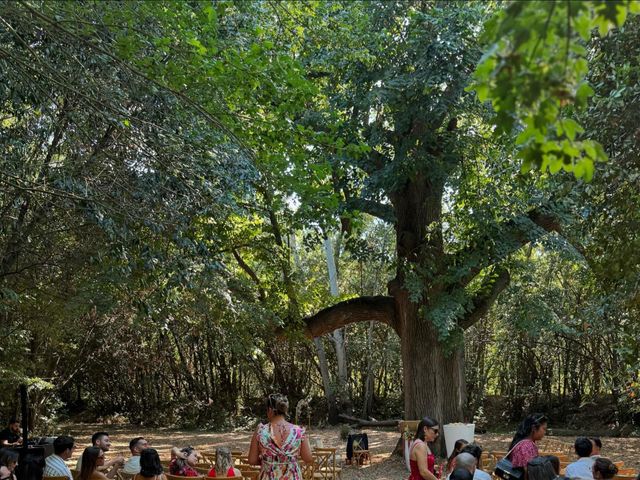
[[206, 447, 241, 478], [409, 416, 439, 480], [507, 414, 548, 471], [168, 447, 199, 477]]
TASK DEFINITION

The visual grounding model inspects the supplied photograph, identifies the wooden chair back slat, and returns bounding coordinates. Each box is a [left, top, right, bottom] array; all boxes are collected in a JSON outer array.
[[616, 468, 637, 476], [165, 474, 205, 480]]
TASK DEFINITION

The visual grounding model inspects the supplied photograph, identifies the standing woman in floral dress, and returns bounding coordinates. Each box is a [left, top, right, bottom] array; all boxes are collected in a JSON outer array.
[[248, 393, 314, 480]]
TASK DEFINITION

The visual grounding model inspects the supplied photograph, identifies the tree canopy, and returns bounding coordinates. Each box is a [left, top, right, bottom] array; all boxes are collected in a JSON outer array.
[[0, 0, 639, 432]]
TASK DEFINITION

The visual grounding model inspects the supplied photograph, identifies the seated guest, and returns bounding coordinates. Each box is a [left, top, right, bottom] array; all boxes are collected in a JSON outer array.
[[461, 444, 491, 480], [207, 447, 241, 478], [545, 455, 561, 477], [77, 432, 124, 478], [592, 458, 618, 480], [137, 449, 166, 480], [508, 414, 548, 470], [589, 439, 602, 458], [445, 440, 470, 475], [122, 437, 149, 474], [0, 419, 21, 447], [451, 468, 474, 480], [565, 437, 594, 479], [168, 447, 198, 477], [0, 449, 19, 480], [527, 457, 557, 480], [79, 447, 109, 480], [454, 453, 476, 476], [44, 436, 76, 480], [17, 452, 45, 480]]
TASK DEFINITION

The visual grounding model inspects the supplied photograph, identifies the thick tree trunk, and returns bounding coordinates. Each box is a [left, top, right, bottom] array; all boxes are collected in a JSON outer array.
[[395, 289, 465, 454], [390, 175, 465, 435]]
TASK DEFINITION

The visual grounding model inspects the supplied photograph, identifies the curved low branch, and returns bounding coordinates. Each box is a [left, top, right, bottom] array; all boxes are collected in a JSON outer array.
[[459, 268, 511, 330], [304, 296, 398, 338]]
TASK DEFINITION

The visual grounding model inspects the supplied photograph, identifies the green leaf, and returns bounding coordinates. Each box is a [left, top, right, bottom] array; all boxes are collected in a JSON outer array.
[[561, 118, 584, 141], [576, 82, 595, 105], [574, 12, 593, 41], [582, 157, 595, 182]]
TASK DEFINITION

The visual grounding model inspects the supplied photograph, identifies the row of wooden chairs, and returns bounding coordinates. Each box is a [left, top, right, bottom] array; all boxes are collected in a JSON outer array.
[[154, 447, 341, 480]]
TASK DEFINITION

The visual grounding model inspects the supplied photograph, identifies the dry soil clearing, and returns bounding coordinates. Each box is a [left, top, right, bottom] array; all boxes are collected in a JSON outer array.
[[63, 424, 640, 480]]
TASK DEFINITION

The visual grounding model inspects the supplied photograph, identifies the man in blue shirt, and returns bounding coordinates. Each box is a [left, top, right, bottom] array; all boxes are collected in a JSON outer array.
[[44, 436, 76, 480]]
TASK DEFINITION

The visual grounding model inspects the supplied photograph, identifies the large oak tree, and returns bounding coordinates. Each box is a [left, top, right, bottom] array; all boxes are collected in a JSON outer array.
[[296, 1, 564, 424]]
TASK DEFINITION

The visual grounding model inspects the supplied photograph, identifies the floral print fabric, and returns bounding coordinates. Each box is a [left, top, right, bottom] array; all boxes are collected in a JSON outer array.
[[256, 423, 305, 480]]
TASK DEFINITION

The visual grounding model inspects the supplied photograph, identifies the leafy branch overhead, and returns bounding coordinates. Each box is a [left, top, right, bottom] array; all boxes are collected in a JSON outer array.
[[471, 0, 639, 181]]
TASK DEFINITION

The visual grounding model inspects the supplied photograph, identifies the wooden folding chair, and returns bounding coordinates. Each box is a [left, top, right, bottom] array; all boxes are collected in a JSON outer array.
[[237, 468, 259, 480], [616, 468, 637, 476], [199, 453, 216, 466], [300, 461, 315, 480], [43, 476, 70, 480], [613, 475, 636, 480], [193, 467, 211, 476], [313, 450, 333, 479], [352, 439, 369, 467], [165, 474, 205, 480], [315, 447, 341, 479], [481, 453, 496, 472]]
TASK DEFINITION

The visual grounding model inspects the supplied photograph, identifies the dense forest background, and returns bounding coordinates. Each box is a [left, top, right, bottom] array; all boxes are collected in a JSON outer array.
[[1, 1, 639, 435]]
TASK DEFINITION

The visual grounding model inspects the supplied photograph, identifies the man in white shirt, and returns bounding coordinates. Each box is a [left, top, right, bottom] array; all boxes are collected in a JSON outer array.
[[565, 437, 595, 480], [461, 444, 492, 480], [44, 436, 75, 480], [122, 437, 149, 474]]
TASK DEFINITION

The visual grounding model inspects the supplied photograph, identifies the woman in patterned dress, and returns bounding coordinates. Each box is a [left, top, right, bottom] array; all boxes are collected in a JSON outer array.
[[248, 393, 313, 480]]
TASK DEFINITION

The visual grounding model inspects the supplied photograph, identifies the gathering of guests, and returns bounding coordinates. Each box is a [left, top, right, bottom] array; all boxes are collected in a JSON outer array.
[[504, 413, 620, 480], [0, 404, 637, 480], [23, 392, 309, 480], [407, 412, 628, 480]]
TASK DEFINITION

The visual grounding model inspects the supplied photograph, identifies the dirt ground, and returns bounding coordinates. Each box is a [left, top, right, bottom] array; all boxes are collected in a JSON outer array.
[[62, 423, 640, 480]]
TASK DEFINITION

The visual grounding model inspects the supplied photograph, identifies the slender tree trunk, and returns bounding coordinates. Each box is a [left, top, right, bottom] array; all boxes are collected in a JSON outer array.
[[362, 321, 375, 417], [323, 236, 349, 407], [314, 337, 338, 424]]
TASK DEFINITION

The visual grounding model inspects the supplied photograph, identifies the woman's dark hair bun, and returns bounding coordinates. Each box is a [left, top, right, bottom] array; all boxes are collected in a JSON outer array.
[[266, 393, 289, 416]]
